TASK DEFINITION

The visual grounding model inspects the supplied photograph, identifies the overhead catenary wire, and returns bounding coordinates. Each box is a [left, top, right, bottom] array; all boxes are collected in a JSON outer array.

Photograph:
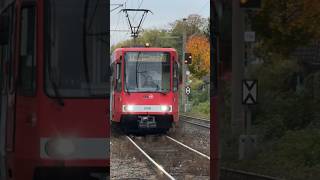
[[121, 8, 152, 40], [110, 30, 130, 32], [111, 0, 157, 45], [110, 4, 124, 12], [196, 0, 210, 15], [111, 3, 121, 45], [132, 0, 144, 24], [111, 0, 130, 45]]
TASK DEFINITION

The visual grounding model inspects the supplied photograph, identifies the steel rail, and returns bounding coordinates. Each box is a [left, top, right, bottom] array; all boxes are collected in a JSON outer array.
[[180, 114, 210, 122], [126, 136, 175, 180], [166, 135, 210, 160], [180, 115, 210, 128], [221, 167, 284, 180]]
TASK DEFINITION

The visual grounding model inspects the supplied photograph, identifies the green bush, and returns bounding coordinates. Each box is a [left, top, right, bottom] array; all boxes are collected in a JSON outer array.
[[250, 56, 320, 140], [220, 53, 320, 179]]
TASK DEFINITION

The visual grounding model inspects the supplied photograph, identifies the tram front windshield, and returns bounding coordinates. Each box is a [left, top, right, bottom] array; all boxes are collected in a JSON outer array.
[[124, 52, 171, 93], [44, 0, 109, 98]]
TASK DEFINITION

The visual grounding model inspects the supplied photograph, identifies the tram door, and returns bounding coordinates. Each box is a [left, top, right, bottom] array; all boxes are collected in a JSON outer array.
[[14, 5, 37, 165], [110, 55, 122, 122], [115, 61, 123, 121], [109, 61, 114, 121]]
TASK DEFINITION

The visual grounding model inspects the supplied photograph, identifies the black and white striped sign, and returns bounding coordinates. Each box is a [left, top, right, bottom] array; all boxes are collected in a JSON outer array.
[[242, 80, 257, 105]]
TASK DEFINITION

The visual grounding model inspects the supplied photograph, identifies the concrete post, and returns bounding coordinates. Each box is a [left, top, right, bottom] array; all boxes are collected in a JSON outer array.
[[231, 0, 245, 134]]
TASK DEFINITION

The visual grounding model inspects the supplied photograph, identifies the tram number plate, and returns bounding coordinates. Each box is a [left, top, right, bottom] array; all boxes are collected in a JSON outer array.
[[138, 116, 156, 128]]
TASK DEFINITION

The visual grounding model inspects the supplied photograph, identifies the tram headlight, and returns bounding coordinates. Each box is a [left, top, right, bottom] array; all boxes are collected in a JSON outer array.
[[45, 138, 76, 158], [160, 105, 172, 112], [123, 105, 134, 112]]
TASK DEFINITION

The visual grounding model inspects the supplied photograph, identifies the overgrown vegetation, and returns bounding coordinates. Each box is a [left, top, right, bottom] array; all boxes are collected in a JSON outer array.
[[184, 77, 210, 119], [219, 1, 320, 179], [221, 55, 320, 179]]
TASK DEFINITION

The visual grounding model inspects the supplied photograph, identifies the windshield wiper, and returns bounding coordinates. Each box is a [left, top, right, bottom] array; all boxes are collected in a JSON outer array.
[[125, 81, 131, 95], [47, 2, 64, 107], [154, 84, 166, 95], [135, 52, 142, 89], [157, 87, 167, 95], [158, 91, 167, 95], [50, 79, 65, 106], [82, 0, 92, 95], [47, 48, 64, 106]]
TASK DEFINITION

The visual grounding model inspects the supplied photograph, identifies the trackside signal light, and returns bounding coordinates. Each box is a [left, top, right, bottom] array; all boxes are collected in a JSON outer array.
[[239, 0, 261, 9], [184, 53, 192, 64]]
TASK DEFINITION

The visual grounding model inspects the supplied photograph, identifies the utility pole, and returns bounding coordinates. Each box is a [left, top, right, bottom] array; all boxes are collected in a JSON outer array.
[[236, 0, 261, 160], [182, 18, 187, 112], [231, 0, 245, 134]]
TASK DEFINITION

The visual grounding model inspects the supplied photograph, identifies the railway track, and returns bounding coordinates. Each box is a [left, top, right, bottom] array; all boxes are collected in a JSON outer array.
[[113, 115, 281, 180], [126, 135, 210, 180], [179, 115, 210, 128], [178, 115, 282, 180], [220, 168, 283, 180]]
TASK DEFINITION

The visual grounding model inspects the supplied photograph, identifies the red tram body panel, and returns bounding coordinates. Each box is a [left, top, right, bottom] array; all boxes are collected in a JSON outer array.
[[111, 47, 180, 132], [0, 0, 109, 179]]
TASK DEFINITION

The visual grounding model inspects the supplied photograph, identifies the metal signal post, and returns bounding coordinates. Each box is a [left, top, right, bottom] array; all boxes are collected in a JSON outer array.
[[182, 18, 187, 112]]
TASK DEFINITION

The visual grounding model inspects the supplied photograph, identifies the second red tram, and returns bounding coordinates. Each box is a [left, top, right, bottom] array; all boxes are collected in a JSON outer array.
[[110, 47, 180, 133], [0, 0, 109, 179]]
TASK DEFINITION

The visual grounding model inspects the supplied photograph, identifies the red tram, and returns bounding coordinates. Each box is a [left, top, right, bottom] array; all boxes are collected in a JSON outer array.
[[0, 0, 109, 179], [110, 47, 180, 133]]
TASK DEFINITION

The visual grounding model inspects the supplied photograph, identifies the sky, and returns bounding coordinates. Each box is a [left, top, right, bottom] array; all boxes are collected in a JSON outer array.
[[110, 0, 210, 46]]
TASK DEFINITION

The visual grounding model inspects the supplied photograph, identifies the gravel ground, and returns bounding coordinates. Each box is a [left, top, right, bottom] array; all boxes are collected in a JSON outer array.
[[168, 120, 210, 156], [110, 126, 159, 180], [110, 120, 210, 180], [133, 135, 210, 180]]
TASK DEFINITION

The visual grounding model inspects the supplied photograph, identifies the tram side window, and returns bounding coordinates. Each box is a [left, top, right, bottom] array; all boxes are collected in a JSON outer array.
[[19, 7, 36, 96], [173, 62, 179, 92], [115, 63, 122, 92]]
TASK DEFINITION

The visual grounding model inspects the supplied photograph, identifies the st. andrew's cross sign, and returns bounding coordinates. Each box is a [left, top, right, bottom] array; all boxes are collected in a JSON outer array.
[[242, 80, 258, 105]]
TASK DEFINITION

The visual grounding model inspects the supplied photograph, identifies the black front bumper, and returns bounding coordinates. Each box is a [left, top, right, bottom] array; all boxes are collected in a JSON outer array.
[[120, 114, 173, 132]]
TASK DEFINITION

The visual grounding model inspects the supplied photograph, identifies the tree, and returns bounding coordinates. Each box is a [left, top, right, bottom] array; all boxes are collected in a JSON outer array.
[[253, 0, 320, 57], [170, 14, 208, 59], [110, 29, 174, 52], [111, 14, 210, 64], [186, 35, 210, 78], [171, 14, 207, 37]]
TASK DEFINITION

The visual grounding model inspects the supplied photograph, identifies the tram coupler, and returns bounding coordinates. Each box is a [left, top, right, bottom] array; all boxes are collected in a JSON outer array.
[[138, 116, 156, 129]]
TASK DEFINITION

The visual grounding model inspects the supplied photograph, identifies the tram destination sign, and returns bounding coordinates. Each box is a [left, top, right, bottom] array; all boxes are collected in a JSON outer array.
[[126, 52, 169, 62]]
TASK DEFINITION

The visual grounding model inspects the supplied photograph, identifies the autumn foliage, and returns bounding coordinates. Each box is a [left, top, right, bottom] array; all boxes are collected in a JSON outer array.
[[186, 35, 210, 78], [253, 0, 320, 56]]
